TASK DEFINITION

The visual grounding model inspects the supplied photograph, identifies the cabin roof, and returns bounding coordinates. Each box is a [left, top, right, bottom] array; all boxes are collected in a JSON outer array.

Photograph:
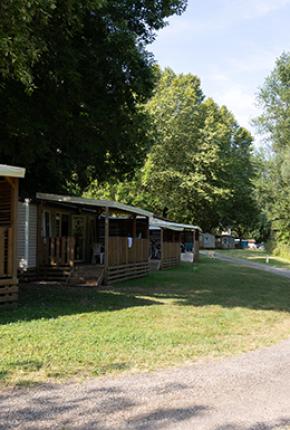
[[0, 164, 26, 178], [36, 192, 153, 218], [150, 217, 202, 232]]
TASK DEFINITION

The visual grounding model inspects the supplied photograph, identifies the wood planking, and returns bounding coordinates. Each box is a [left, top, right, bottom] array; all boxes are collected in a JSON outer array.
[[107, 262, 149, 283], [108, 237, 149, 267], [41, 237, 75, 266]]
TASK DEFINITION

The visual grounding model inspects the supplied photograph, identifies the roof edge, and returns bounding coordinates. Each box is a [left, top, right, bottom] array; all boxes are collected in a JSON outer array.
[[36, 192, 153, 217]]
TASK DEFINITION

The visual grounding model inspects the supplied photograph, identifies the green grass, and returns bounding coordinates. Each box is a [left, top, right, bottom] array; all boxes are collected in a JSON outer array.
[[1, 258, 290, 387], [215, 248, 290, 270]]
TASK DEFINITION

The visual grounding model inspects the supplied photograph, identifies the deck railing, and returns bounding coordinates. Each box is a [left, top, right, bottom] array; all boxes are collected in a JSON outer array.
[[0, 226, 12, 277], [42, 237, 75, 267], [163, 242, 181, 260], [108, 237, 149, 267]]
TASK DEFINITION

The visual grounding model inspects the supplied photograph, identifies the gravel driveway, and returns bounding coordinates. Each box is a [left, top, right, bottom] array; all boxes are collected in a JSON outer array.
[[1, 337, 290, 430], [200, 251, 290, 279]]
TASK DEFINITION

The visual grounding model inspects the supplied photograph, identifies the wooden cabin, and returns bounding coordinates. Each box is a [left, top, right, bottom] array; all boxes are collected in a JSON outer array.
[[17, 193, 152, 285], [0, 164, 25, 307], [150, 219, 182, 270], [149, 218, 201, 270]]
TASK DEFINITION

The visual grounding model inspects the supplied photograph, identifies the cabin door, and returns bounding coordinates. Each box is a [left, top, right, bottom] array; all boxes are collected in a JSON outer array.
[[72, 216, 86, 262]]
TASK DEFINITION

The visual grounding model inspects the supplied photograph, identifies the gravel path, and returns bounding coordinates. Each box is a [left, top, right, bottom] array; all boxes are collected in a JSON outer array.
[[1, 338, 290, 430], [200, 251, 290, 279]]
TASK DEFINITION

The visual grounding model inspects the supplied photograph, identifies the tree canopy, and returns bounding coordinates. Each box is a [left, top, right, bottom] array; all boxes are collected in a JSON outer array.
[[255, 52, 290, 246], [87, 68, 257, 234], [0, 0, 187, 195]]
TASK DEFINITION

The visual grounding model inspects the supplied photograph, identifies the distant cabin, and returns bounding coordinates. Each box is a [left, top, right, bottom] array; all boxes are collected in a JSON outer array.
[[215, 234, 235, 249], [201, 232, 215, 249], [149, 217, 201, 271]]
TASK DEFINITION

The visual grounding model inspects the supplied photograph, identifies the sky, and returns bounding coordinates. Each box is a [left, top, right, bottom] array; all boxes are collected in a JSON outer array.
[[150, 0, 290, 145]]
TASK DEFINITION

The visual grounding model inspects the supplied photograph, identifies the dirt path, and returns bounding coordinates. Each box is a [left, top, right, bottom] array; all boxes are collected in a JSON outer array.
[[200, 251, 290, 279], [1, 337, 290, 429]]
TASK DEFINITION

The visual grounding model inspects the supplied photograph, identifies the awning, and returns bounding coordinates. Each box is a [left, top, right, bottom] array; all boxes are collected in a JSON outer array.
[[150, 217, 201, 232], [36, 193, 153, 218], [0, 164, 26, 178]]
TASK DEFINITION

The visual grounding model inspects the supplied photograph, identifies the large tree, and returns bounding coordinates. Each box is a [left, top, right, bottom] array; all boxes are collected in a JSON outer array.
[[87, 69, 257, 233], [0, 0, 186, 195], [256, 52, 290, 246]]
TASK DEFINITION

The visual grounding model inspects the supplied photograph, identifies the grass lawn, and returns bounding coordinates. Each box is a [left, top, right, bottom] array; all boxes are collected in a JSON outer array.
[[214, 248, 290, 270], [1, 257, 290, 387]]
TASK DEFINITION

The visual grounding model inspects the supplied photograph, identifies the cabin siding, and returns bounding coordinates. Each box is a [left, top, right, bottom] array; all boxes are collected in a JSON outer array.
[[17, 202, 38, 269]]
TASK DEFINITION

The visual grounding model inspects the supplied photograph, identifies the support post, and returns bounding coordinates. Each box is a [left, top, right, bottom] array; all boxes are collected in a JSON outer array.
[[104, 207, 109, 284], [11, 178, 19, 281], [192, 230, 195, 264], [160, 228, 164, 265], [132, 215, 136, 263]]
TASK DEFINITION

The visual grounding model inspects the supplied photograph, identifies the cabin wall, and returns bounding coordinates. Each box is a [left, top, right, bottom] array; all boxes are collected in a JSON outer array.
[[150, 229, 181, 270], [17, 202, 38, 269]]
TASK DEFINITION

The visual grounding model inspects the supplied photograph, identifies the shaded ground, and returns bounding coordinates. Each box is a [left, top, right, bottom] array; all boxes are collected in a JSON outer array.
[[1, 337, 290, 429]]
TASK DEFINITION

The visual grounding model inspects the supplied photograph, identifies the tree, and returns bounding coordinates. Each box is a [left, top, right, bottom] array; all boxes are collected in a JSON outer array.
[[87, 68, 257, 233], [256, 52, 290, 246], [0, 0, 187, 195]]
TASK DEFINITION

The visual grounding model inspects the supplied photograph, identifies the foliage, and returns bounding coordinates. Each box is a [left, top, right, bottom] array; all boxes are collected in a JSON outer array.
[[256, 52, 290, 245], [0, 0, 186, 195], [87, 69, 257, 233], [2, 259, 290, 386]]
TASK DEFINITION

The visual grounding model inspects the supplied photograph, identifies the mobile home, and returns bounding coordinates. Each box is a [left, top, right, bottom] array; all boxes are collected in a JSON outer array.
[[0, 164, 25, 307], [17, 193, 153, 285]]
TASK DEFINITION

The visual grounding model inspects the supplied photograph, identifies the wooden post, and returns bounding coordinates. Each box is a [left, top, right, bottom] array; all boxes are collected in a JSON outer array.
[[104, 207, 109, 284], [195, 230, 200, 261], [36, 202, 43, 268], [160, 228, 164, 265], [11, 178, 18, 282], [132, 215, 136, 263], [192, 230, 195, 264]]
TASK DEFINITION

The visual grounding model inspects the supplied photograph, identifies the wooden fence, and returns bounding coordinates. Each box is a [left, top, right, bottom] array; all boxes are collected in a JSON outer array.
[[0, 226, 13, 277], [0, 226, 18, 307], [161, 241, 181, 269], [41, 237, 75, 266], [108, 237, 149, 266], [107, 237, 149, 283]]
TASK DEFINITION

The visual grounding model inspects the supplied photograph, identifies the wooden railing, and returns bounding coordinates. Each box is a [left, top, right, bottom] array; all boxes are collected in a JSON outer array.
[[108, 237, 149, 267], [163, 242, 181, 260], [0, 226, 12, 277], [41, 237, 75, 267]]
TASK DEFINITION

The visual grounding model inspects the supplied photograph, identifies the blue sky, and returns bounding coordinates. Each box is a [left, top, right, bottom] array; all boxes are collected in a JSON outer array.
[[150, 0, 290, 144]]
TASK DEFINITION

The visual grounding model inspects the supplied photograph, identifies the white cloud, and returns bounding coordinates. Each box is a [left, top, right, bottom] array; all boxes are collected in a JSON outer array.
[[218, 87, 256, 125], [233, 0, 290, 19], [212, 84, 264, 145]]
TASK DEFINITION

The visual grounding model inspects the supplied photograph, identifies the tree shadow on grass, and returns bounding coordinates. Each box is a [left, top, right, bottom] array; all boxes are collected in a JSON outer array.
[[0, 284, 162, 325], [110, 258, 290, 314], [2, 257, 290, 325]]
